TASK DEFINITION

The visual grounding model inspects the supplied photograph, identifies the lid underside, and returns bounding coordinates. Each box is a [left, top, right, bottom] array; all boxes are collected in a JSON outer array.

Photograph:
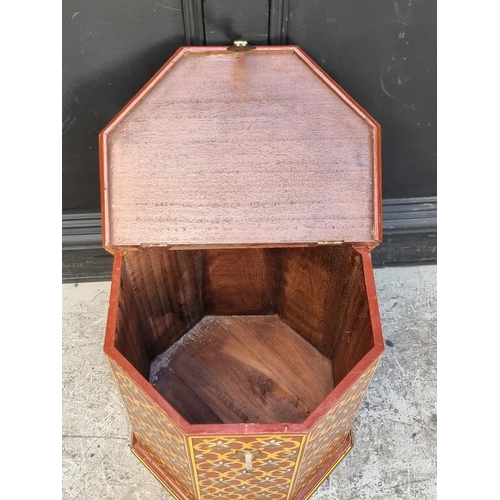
[[102, 48, 380, 248]]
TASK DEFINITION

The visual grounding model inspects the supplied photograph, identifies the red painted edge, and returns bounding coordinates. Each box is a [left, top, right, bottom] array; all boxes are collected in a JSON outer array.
[[357, 247, 385, 348], [186, 421, 308, 437], [373, 122, 383, 243], [103, 241, 377, 252], [102, 252, 123, 354], [98, 129, 109, 250]]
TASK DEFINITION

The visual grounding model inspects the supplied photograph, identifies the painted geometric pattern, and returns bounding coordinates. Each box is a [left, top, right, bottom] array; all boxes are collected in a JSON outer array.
[[108, 360, 196, 500], [292, 359, 380, 497], [191, 434, 304, 500]]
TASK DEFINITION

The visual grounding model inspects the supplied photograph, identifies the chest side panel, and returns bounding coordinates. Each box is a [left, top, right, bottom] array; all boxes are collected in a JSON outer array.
[[190, 434, 305, 499], [291, 359, 380, 497], [108, 359, 197, 500]]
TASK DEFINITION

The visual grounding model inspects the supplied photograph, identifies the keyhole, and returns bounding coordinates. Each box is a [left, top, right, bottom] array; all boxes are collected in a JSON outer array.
[[244, 452, 253, 473], [236, 450, 261, 474]]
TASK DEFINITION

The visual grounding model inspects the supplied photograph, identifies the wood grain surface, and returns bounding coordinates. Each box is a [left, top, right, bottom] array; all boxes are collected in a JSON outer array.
[[151, 315, 334, 424], [102, 47, 377, 247], [124, 248, 205, 359], [204, 248, 282, 315], [332, 256, 375, 384], [278, 246, 359, 358], [114, 262, 150, 379]]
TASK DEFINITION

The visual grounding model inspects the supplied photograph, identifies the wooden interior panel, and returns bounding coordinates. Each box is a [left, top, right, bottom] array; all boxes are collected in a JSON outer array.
[[204, 248, 282, 315], [277, 246, 359, 358], [332, 263, 374, 384], [115, 264, 150, 379], [104, 48, 376, 248], [152, 315, 333, 424], [124, 248, 205, 359]]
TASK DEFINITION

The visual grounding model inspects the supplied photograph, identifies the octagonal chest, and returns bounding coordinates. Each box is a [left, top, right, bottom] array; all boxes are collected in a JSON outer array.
[[101, 45, 384, 500]]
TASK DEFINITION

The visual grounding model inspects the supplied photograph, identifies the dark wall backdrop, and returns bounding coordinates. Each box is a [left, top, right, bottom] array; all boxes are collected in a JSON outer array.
[[287, 0, 436, 199], [63, 0, 185, 210], [62, 0, 437, 280]]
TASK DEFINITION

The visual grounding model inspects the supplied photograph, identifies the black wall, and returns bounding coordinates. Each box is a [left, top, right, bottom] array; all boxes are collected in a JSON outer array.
[[287, 0, 436, 199], [62, 0, 436, 281], [63, 0, 185, 211]]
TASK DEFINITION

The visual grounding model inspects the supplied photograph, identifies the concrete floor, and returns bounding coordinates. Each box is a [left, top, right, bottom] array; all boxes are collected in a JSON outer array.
[[62, 265, 436, 499]]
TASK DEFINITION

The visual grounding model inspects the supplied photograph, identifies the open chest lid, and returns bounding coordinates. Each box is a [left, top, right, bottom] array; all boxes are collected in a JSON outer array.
[[100, 45, 381, 251]]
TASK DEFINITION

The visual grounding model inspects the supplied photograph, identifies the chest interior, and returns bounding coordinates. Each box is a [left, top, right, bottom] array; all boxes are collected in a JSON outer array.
[[114, 245, 374, 425]]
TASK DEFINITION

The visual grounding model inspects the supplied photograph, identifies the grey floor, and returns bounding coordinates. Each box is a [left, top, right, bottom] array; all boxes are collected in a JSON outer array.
[[62, 265, 436, 500]]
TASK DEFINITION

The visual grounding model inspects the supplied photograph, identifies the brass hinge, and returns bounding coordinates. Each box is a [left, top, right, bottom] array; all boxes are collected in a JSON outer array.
[[227, 40, 256, 52], [139, 243, 169, 248], [317, 240, 344, 245]]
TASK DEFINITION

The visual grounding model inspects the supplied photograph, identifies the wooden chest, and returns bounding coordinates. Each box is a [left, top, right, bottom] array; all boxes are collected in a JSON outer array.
[[101, 45, 384, 500]]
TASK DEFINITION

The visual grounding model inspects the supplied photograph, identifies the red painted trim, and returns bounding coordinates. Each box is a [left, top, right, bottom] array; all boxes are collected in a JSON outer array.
[[102, 241, 377, 253], [186, 422, 308, 437], [103, 252, 123, 354], [98, 129, 109, 249], [373, 122, 383, 243], [357, 248, 385, 348], [178, 45, 300, 53]]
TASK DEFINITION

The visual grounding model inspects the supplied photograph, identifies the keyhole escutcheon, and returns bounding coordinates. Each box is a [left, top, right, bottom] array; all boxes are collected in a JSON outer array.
[[235, 450, 262, 473]]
